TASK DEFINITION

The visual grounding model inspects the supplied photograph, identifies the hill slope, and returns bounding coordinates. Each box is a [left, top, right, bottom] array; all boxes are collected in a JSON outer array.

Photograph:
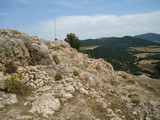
[[134, 33, 160, 41], [84, 46, 141, 75], [81, 36, 160, 49], [81, 36, 160, 78], [0, 29, 160, 120]]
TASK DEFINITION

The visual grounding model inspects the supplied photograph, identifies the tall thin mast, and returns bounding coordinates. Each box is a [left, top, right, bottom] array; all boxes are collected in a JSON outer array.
[[54, 19, 57, 40]]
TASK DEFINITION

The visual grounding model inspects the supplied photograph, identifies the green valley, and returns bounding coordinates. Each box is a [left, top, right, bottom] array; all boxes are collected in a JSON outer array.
[[80, 35, 160, 79]]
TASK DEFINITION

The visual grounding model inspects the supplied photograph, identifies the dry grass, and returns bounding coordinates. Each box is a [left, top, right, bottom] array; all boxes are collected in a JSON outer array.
[[10, 30, 21, 35], [129, 46, 160, 53], [125, 79, 136, 84], [52, 55, 60, 64], [128, 94, 141, 105], [138, 82, 156, 92], [80, 46, 100, 51], [137, 64, 158, 73], [109, 79, 120, 86], [134, 53, 156, 58], [89, 100, 106, 120], [54, 72, 63, 81], [138, 60, 160, 64]]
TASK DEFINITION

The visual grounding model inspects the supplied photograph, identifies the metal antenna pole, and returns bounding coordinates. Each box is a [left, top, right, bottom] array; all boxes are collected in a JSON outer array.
[[54, 19, 57, 40]]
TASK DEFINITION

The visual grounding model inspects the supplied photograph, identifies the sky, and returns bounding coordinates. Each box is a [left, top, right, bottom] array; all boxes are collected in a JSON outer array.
[[0, 0, 160, 40]]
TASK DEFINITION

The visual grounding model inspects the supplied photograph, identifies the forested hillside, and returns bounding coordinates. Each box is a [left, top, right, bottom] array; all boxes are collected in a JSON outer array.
[[81, 36, 160, 78], [81, 36, 160, 50], [134, 33, 160, 41], [83, 46, 141, 75]]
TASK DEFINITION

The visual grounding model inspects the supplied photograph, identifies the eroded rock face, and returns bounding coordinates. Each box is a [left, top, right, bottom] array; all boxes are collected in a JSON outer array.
[[0, 32, 30, 68], [0, 29, 53, 71], [0, 29, 160, 120]]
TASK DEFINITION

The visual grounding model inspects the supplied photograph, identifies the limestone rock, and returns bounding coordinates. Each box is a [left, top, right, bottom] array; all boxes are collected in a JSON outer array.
[[0, 72, 5, 89], [79, 87, 88, 95], [106, 108, 115, 117], [65, 85, 75, 93], [111, 116, 122, 120], [29, 93, 60, 117], [18, 66, 50, 89], [0, 101, 4, 109], [29, 42, 52, 65], [0, 92, 18, 105], [16, 115, 33, 120], [0, 32, 30, 67], [62, 92, 73, 99], [0, 28, 53, 70]]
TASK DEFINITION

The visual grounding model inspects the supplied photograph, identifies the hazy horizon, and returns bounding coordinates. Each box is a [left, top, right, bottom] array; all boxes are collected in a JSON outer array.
[[1, 0, 160, 40]]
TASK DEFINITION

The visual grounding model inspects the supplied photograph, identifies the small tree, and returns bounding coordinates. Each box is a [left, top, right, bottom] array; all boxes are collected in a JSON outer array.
[[64, 33, 80, 51]]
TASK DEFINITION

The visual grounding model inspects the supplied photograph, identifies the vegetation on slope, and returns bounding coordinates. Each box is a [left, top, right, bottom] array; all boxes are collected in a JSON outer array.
[[81, 36, 160, 78], [84, 46, 141, 75], [134, 33, 160, 41], [65, 33, 80, 51], [81, 36, 160, 50]]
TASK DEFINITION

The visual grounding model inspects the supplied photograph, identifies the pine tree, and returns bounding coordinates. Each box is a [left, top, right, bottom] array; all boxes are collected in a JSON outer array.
[[64, 33, 80, 51]]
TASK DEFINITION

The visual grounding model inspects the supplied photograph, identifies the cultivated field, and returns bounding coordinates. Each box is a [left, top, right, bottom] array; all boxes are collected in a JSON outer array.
[[138, 60, 160, 64], [130, 46, 160, 78], [134, 53, 156, 58], [80, 45, 100, 51], [129, 46, 160, 52], [137, 64, 159, 73]]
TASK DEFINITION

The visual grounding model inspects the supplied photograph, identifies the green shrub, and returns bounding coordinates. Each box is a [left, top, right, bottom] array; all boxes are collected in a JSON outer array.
[[73, 70, 79, 76], [129, 94, 141, 105], [10, 30, 21, 35], [4, 73, 31, 95], [54, 72, 63, 81], [5, 62, 18, 74]]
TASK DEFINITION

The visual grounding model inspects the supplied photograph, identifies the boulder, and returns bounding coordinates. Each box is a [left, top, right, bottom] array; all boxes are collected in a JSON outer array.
[[0, 92, 18, 105], [29, 42, 52, 65], [65, 85, 75, 93], [62, 92, 73, 99]]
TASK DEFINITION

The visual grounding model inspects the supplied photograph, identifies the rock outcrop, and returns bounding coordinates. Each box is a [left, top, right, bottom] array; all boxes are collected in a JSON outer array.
[[0, 29, 52, 70], [0, 28, 160, 120]]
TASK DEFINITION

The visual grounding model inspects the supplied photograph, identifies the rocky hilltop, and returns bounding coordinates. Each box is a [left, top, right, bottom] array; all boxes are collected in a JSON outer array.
[[0, 28, 160, 120]]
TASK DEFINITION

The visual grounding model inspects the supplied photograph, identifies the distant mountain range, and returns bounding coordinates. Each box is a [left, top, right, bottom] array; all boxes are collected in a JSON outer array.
[[134, 33, 160, 41], [81, 36, 160, 50]]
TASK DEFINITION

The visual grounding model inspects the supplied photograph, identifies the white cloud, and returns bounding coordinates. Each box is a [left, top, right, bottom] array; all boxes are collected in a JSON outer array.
[[36, 11, 160, 40]]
